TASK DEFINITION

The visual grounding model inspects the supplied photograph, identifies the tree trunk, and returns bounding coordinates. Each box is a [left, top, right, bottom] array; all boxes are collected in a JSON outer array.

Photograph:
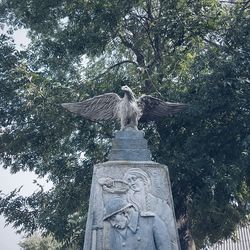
[[179, 229, 196, 250], [178, 214, 196, 250], [188, 238, 196, 250]]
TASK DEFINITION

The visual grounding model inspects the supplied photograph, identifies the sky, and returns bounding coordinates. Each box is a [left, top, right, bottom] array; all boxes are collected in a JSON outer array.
[[3, 28, 31, 50], [0, 169, 52, 250], [0, 27, 52, 250]]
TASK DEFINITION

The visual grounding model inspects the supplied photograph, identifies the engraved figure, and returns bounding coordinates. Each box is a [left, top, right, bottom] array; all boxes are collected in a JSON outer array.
[[124, 168, 178, 250], [103, 197, 171, 250], [98, 177, 130, 194], [124, 168, 151, 211], [62, 85, 187, 130]]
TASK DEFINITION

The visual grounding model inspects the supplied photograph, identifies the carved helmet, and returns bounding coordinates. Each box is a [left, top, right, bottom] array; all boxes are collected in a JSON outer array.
[[103, 197, 133, 221]]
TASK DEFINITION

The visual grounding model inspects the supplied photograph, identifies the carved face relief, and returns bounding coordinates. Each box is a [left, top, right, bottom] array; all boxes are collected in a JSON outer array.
[[124, 168, 151, 193], [125, 174, 145, 192], [108, 211, 128, 229]]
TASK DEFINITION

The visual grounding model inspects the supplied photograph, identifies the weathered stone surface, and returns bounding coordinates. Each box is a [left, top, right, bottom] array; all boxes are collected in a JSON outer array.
[[83, 129, 180, 250], [109, 129, 151, 161], [62, 86, 187, 131], [62, 86, 184, 249], [83, 161, 180, 250]]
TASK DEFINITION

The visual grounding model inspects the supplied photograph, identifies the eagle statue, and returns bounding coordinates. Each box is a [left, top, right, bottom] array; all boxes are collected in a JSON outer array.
[[62, 86, 187, 130]]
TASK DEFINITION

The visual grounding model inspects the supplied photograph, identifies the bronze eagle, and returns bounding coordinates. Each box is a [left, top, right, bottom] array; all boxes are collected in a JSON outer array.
[[62, 86, 187, 130]]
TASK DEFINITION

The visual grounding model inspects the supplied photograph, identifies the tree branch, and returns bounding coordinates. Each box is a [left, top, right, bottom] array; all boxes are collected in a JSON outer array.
[[130, 13, 158, 60], [203, 37, 223, 48], [118, 34, 145, 66], [219, 0, 249, 4], [91, 60, 138, 81]]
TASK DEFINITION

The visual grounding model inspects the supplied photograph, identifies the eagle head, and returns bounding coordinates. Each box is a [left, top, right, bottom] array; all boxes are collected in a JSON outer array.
[[121, 85, 135, 101], [121, 85, 132, 93]]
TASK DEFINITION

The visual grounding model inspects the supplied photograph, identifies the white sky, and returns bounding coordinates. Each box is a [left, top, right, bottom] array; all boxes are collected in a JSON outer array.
[[0, 169, 52, 250], [0, 27, 51, 250], [0, 27, 31, 50], [12, 29, 31, 50]]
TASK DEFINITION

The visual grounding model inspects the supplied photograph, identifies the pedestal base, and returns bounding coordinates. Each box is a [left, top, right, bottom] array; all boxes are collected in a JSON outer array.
[[109, 129, 151, 161], [83, 161, 180, 250]]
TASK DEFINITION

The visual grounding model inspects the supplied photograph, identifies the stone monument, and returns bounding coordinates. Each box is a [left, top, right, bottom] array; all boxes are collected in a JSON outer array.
[[62, 86, 186, 250]]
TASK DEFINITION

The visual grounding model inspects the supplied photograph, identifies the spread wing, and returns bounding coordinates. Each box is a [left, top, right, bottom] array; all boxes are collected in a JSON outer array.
[[61, 93, 121, 121], [137, 95, 188, 122]]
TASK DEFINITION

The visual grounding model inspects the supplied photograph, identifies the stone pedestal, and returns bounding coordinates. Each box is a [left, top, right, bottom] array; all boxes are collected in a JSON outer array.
[[109, 130, 151, 161], [83, 130, 180, 250]]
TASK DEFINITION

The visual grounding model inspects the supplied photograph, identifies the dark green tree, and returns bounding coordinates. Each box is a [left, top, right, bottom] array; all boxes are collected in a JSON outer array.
[[155, 3, 250, 248], [0, 1, 250, 249]]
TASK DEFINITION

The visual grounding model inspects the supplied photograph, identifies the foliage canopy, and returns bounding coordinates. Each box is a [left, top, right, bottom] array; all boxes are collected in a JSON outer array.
[[0, 0, 250, 249]]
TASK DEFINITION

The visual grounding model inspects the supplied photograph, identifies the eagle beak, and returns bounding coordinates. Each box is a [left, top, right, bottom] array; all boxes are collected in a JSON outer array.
[[121, 85, 129, 91]]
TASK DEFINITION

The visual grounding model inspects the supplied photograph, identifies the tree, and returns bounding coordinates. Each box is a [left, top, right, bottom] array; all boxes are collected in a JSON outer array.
[[19, 233, 62, 250], [19, 233, 80, 250], [157, 2, 250, 247], [0, 0, 249, 249]]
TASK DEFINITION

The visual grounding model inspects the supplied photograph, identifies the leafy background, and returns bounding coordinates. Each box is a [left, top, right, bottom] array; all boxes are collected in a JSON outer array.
[[0, 0, 250, 249]]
